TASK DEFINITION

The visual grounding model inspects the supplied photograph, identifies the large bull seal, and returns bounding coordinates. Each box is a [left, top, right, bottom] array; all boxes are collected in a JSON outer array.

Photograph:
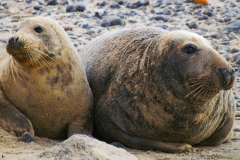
[[0, 17, 93, 139], [81, 27, 236, 152]]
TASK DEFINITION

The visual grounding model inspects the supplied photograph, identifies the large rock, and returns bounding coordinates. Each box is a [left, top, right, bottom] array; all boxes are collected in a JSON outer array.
[[37, 134, 138, 160]]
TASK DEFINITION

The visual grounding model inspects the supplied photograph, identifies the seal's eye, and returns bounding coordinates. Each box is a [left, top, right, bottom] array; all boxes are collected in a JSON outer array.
[[34, 26, 43, 33], [184, 44, 197, 54]]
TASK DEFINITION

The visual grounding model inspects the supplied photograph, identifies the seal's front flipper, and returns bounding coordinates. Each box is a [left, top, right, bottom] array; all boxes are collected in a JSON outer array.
[[68, 115, 93, 137], [0, 83, 34, 137], [113, 129, 192, 153], [196, 117, 234, 146]]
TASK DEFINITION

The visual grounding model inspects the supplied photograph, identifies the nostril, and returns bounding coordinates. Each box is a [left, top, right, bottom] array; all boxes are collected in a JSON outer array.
[[8, 37, 14, 44], [15, 37, 19, 42], [218, 68, 235, 88]]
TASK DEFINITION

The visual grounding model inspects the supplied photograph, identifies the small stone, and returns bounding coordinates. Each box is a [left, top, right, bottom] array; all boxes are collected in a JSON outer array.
[[100, 19, 110, 27], [210, 32, 218, 38], [95, 12, 101, 19], [75, 4, 86, 12], [224, 22, 240, 33], [66, 5, 76, 12], [80, 13, 90, 18], [110, 3, 121, 9], [0, 13, 7, 19], [198, 15, 208, 20], [33, 5, 45, 11], [230, 47, 240, 53], [233, 52, 240, 61], [60, 0, 68, 5], [63, 26, 72, 31], [82, 23, 89, 29], [128, 19, 137, 23], [118, 1, 124, 5], [154, 15, 169, 22], [86, 30, 95, 36], [111, 142, 125, 148], [163, 9, 171, 15], [193, 4, 202, 9], [110, 18, 124, 26], [174, 5, 185, 12], [203, 9, 214, 17], [219, 50, 229, 60], [126, 3, 139, 9], [186, 21, 198, 29], [25, 0, 33, 3], [47, 0, 58, 5], [21, 132, 35, 143], [97, 1, 108, 7]]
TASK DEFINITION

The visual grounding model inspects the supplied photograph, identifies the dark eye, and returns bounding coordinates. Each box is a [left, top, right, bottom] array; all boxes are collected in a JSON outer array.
[[184, 44, 197, 54], [34, 26, 43, 33]]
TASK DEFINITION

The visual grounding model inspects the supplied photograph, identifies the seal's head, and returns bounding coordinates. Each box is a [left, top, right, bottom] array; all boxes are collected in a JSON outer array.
[[6, 17, 73, 67], [156, 31, 235, 104]]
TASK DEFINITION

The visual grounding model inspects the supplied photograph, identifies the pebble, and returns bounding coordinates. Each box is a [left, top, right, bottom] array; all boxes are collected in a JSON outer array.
[[230, 47, 240, 53], [21, 132, 35, 143], [110, 18, 124, 26], [186, 21, 198, 29], [153, 15, 169, 22], [75, 4, 86, 12], [33, 5, 45, 11], [82, 23, 89, 29], [97, 1, 108, 7], [66, 5, 76, 12], [101, 19, 110, 27], [128, 19, 137, 23], [163, 9, 171, 15], [0, 14, 7, 19], [47, 0, 58, 5], [224, 22, 240, 33], [110, 3, 121, 9]]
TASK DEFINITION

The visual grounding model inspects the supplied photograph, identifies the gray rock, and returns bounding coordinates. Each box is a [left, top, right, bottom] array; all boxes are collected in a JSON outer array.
[[230, 47, 240, 53], [224, 22, 240, 33], [101, 19, 110, 27], [37, 134, 138, 160], [65, 5, 75, 12], [163, 9, 171, 15], [47, 0, 58, 5], [0, 13, 7, 19], [110, 18, 124, 26], [76, 4, 86, 12], [153, 15, 169, 22], [233, 52, 240, 62], [186, 21, 198, 29]]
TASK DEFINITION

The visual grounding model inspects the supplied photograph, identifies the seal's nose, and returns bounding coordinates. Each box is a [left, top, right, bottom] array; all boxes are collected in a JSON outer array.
[[218, 68, 235, 89], [8, 36, 19, 45]]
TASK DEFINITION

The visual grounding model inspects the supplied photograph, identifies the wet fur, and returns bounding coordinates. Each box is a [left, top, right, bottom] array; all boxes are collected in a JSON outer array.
[[81, 27, 235, 152]]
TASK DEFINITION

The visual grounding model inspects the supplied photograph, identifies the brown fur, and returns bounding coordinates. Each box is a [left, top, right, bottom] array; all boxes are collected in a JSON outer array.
[[81, 27, 236, 152], [0, 17, 93, 139]]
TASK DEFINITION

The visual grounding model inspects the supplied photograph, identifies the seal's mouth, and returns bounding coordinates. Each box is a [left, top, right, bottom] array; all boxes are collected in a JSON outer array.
[[218, 68, 235, 90]]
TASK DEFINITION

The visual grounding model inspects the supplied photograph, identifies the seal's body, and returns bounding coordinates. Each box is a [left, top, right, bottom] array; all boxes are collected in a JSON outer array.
[[81, 27, 235, 152], [0, 17, 93, 139]]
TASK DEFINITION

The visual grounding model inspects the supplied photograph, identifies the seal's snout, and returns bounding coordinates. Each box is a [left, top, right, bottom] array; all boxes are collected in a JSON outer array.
[[8, 36, 19, 44], [7, 36, 23, 50], [218, 68, 235, 90]]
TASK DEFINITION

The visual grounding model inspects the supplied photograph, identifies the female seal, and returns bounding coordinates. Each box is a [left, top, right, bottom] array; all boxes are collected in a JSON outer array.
[[0, 17, 93, 139]]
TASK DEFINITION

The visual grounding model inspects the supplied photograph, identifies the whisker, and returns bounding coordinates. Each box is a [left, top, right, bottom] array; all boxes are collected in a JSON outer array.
[[185, 85, 204, 98], [192, 86, 205, 98], [34, 49, 55, 61]]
